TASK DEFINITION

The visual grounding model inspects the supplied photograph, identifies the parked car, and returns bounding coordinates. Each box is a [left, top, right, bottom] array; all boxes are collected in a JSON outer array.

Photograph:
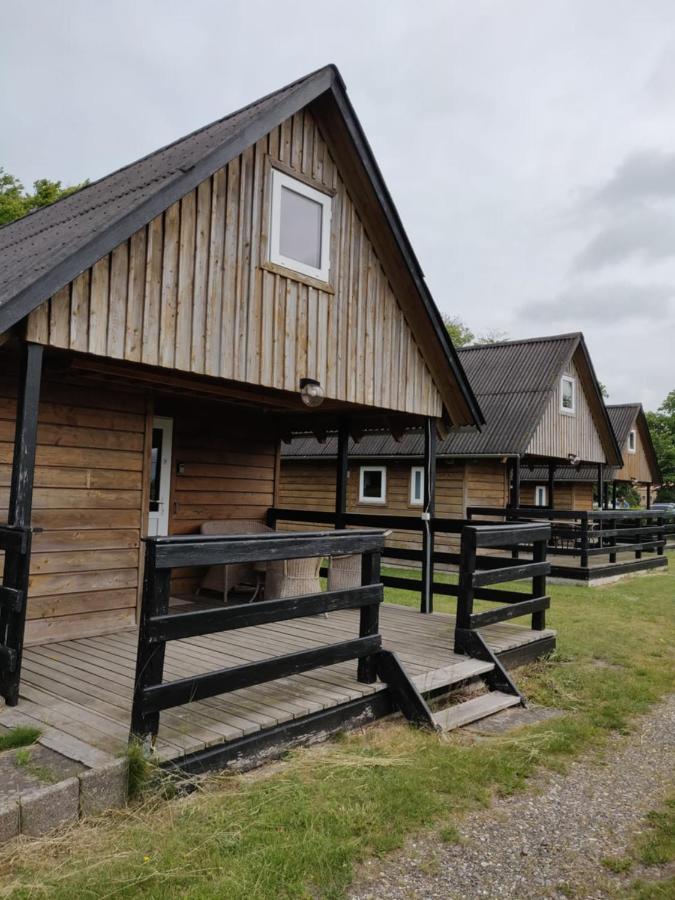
[[650, 502, 675, 512]]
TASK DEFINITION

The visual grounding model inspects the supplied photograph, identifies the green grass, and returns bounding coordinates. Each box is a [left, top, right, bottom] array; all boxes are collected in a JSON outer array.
[[0, 725, 41, 753], [0, 556, 673, 899], [627, 794, 675, 898]]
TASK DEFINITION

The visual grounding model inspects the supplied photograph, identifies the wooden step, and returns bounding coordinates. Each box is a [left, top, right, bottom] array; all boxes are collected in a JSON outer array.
[[412, 658, 494, 695], [432, 690, 520, 732]]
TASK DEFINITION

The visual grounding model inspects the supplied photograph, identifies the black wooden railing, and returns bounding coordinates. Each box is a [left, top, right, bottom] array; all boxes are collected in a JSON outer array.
[[0, 524, 34, 706], [467, 507, 671, 579], [454, 522, 550, 651], [130, 529, 385, 744]]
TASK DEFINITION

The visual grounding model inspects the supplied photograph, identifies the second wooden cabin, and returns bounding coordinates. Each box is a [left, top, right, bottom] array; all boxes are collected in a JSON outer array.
[[280, 332, 623, 552]]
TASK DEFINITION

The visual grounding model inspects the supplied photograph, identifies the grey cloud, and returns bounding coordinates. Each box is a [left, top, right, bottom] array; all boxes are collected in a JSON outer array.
[[589, 150, 675, 209], [518, 282, 675, 324], [575, 208, 675, 270]]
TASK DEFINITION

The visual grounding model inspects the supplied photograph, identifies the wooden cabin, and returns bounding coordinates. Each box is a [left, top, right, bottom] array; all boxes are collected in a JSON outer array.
[[0, 66, 560, 768], [520, 404, 661, 509], [280, 333, 623, 554]]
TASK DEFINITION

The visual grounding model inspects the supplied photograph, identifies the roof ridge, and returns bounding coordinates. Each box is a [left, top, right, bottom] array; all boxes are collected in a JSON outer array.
[[458, 332, 582, 351]]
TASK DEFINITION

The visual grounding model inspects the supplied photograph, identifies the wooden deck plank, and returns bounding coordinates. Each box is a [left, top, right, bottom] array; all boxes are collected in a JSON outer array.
[[11, 603, 555, 762]]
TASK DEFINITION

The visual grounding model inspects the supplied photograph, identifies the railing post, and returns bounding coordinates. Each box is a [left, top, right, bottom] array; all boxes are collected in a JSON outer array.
[[657, 515, 664, 556], [455, 527, 477, 654], [531, 535, 547, 630], [130, 541, 172, 745], [635, 516, 643, 560], [580, 513, 589, 569], [358, 549, 381, 683]]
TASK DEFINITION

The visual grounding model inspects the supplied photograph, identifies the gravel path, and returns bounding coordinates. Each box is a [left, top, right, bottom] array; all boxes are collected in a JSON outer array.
[[350, 694, 675, 899]]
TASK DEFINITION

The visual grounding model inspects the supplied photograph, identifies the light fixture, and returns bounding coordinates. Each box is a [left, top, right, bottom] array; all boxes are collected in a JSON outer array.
[[299, 377, 324, 408], [567, 453, 580, 467]]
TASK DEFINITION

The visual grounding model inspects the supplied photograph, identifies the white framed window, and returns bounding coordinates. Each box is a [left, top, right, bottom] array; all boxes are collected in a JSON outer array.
[[560, 375, 576, 413], [359, 466, 386, 504], [269, 168, 332, 282], [410, 466, 424, 506], [534, 485, 548, 507], [627, 429, 637, 453]]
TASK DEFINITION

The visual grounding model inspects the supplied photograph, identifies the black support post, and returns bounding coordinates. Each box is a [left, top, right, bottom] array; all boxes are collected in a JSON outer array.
[[510, 456, 521, 509], [612, 481, 617, 509], [547, 462, 556, 510], [357, 549, 381, 683], [420, 417, 437, 614], [597, 463, 604, 510], [646, 484, 651, 509], [335, 418, 349, 530], [0, 342, 43, 706]]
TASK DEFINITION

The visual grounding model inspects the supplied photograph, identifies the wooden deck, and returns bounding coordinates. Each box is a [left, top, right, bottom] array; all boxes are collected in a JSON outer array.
[[4, 604, 554, 763]]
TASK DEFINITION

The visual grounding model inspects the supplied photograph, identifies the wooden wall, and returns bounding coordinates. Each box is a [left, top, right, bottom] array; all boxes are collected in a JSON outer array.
[[527, 354, 605, 463], [612, 417, 654, 484], [26, 108, 442, 420], [278, 457, 508, 552], [163, 398, 278, 595], [520, 482, 593, 511], [0, 374, 147, 645]]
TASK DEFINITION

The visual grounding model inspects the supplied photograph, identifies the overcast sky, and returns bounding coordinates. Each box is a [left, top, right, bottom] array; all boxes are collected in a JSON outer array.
[[3, 0, 674, 409]]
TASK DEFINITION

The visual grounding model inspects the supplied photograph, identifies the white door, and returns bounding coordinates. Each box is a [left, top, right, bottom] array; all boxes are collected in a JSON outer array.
[[148, 417, 173, 537]]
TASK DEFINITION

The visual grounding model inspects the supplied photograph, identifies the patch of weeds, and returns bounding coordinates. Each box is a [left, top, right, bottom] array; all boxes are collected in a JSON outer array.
[[14, 748, 58, 784], [438, 824, 460, 844], [126, 740, 158, 801], [601, 855, 632, 873], [0, 725, 41, 752], [637, 798, 675, 866]]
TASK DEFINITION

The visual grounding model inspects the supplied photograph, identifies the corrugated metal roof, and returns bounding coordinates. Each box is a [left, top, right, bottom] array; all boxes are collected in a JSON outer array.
[[521, 465, 616, 483], [606, 404, 641, 449], [284, 334, 581, 459]]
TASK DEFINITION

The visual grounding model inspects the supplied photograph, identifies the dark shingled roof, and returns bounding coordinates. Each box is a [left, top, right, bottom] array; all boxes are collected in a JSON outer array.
[[283, 333, 620, 461], [0, 64, 482, 428], [520, 465, 616, 483]]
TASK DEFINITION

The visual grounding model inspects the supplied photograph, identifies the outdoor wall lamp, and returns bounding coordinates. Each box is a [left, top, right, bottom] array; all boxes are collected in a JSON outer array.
[[568, 453, 580, 466], [299, 378, 325, 408]]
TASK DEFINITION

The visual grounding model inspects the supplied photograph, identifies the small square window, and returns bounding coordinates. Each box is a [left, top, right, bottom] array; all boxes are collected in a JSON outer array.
[[628, 430, 637, 453], [359, 466, 386, 504], [534, 485, 548, 507], [561, 375, 576, 413], [269, 168, 332, 282], [410, 466, 424, 505]]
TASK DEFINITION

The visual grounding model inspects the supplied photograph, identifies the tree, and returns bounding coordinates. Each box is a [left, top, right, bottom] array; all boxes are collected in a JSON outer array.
[[646, 390, 675, 500], [0, 167, 88, 226], [442, 315, 507, 348], [598, 382, 609, 399]]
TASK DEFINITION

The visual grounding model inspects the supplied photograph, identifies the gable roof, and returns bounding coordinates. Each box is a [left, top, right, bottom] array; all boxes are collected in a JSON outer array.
[[607, 403, 661, 481], [283, 332, 622, 463], [606, 404, 642, 448], [0, 64, 482, 428]]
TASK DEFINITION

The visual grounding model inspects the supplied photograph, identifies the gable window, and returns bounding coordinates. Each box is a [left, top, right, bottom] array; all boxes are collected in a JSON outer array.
[[359, 466, 386, 504], [269, 168, 332, 282], [628, 429, 637, 453], [534, 485, 548, 507], [560, 375, 576, 414], [410, 466, 424, 506]]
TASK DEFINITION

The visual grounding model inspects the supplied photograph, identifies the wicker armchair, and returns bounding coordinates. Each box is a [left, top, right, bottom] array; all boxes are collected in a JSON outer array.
[[199, 519, 274, 602], [327, 554, 362, 591], [265, 555, 322, 600]]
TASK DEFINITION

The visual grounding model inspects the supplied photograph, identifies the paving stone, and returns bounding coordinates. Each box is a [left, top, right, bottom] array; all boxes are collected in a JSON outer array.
[[20, 777, 79, 837], [79, 759, 128, 817], [0, 800, 20, 845]]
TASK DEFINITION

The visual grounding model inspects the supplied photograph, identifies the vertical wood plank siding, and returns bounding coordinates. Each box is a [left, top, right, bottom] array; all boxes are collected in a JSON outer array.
[[0, 376, 147, 645], [520, 482, 593, 511], [26, 110, 442, 419], [612, 420, 653, 483], [527, 354, 605, 463]]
